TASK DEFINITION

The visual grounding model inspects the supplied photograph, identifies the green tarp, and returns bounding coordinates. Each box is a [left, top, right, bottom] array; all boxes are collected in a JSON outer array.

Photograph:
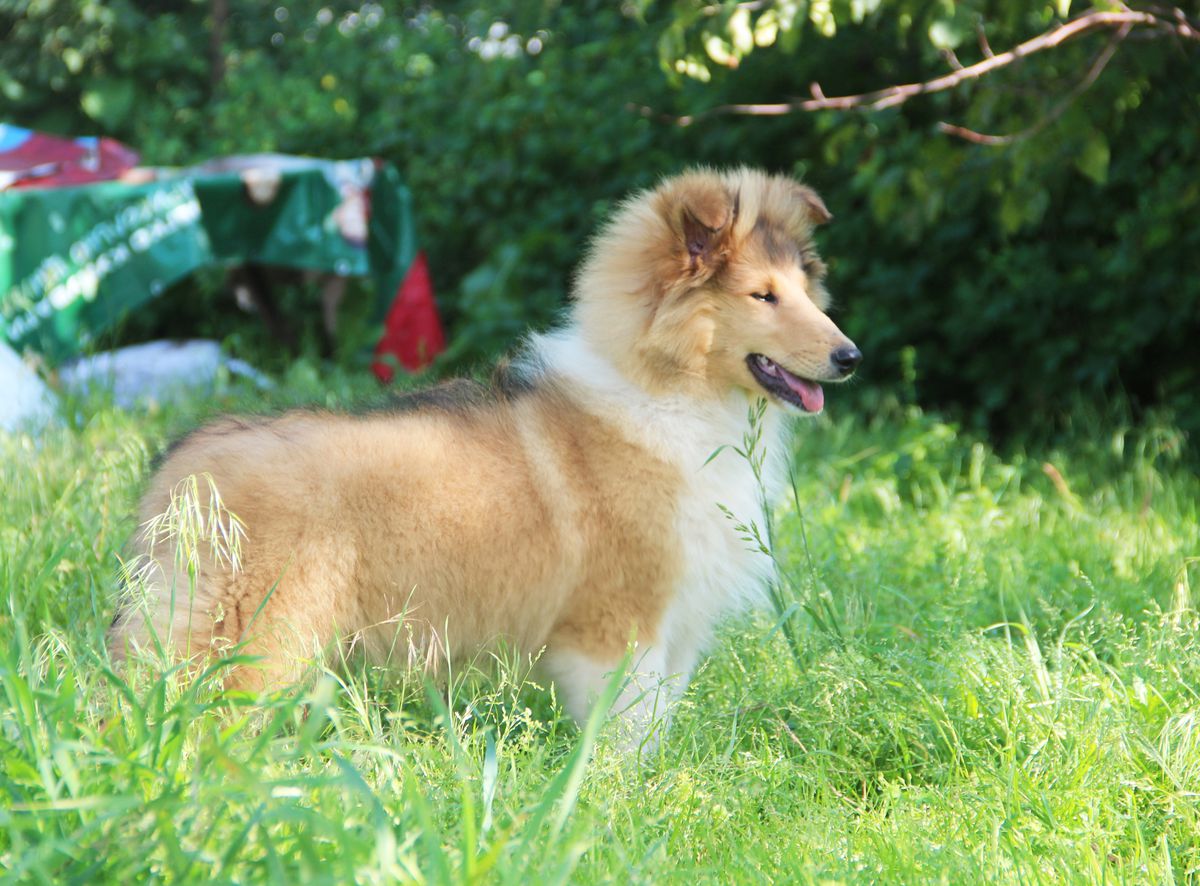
[[0, 157, 415, 362]]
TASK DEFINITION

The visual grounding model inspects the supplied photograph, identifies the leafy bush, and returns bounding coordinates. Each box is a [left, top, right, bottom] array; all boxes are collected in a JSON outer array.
[[2, 1, 1197, 438]]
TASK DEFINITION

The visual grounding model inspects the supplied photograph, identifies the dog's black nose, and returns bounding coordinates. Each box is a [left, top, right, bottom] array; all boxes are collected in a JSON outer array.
[[831, 346, 862, 376]]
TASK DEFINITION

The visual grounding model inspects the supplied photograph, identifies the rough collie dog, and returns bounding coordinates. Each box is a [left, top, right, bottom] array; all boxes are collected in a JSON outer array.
[[109, 167, 860, 745]]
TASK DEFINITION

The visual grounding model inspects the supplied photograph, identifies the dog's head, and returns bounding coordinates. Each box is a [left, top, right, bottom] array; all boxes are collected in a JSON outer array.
[[575, 168, 860, 414]]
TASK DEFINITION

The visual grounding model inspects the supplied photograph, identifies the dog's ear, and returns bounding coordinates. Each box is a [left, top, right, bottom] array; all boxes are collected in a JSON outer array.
[[791, 183, 832, 225], [681, 208, 719, 266], [666, 176, 739, 278]]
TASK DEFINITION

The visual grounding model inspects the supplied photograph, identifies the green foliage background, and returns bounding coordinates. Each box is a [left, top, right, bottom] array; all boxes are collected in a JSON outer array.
[[2, 0, 1197, 434]]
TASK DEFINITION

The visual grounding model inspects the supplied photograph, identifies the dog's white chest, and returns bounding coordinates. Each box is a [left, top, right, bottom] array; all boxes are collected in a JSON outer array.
[[532, 330, 789, 652], [656, 407, 788, 674], [677, 444, 778, 609]]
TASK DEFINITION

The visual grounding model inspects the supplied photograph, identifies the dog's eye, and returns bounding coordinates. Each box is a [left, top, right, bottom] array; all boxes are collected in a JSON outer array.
[[751, 292, 778, 304]]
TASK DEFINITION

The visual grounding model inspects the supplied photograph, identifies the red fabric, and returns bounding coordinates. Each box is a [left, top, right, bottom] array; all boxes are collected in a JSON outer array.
[[0, 131, 82, 173], [1, 126, 139, 190], [372, 251, 446, 381]]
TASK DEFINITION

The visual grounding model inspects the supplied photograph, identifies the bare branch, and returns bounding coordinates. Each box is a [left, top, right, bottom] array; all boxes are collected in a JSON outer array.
[[210, 0, 228, 89], [1145, 2, 1200, 39], [938, 21, 1134, 146], [670, 8, 1195, 127], [940, 48, 965, 72], [699, 0, 767, 15], [977, 20, 995, 59], [1170, 5, 1200, 39]]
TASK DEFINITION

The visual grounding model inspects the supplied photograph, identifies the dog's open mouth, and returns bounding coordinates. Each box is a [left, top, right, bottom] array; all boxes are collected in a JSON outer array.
[[746, 354, 824, 413]]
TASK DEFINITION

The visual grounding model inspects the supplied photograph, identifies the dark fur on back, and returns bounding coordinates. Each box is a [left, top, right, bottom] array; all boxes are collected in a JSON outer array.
[[151, 355, 542, 473], [151, 416, 266, 473], [382, 357, 540, 417]]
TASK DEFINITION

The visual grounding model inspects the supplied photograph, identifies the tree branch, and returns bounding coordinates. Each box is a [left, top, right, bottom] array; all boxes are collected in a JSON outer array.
[[210, 0, 228, 90], [667, 8, 1195, 128], [937, 20, 1133, 146], [977, 20, 995, 59]]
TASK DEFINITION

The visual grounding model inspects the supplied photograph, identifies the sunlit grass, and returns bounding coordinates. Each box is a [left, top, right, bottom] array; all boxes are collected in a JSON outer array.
[[1, 369, 1197, 882]]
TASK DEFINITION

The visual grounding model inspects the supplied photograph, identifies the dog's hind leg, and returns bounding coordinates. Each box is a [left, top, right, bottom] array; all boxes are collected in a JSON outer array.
[[206, 569, 351, 694], [106, 566, 225, 678], [107, 556, 340, 694]]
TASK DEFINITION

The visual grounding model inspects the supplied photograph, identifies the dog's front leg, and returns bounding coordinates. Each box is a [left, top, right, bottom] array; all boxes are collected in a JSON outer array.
[[540, 642, 680, 754]]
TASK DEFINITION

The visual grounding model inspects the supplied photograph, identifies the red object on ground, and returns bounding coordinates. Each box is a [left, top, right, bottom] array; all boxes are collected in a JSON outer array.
[[372, 250, 446, 381]]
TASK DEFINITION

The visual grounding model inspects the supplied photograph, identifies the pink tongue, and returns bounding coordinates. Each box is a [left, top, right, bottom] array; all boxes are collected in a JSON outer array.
[[780, 368, 824, 412]]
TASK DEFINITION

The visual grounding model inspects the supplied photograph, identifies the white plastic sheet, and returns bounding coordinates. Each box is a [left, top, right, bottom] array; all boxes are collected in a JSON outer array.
[[0, 340, 58, 433], [58, 340, 272, 409]]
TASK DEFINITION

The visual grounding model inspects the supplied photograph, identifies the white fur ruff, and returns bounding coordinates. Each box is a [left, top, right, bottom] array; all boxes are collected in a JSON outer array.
[[531, 327, 789, 679]]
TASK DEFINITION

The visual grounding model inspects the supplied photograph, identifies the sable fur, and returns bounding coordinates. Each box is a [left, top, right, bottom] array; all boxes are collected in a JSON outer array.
[[109, 167, 859, 742]]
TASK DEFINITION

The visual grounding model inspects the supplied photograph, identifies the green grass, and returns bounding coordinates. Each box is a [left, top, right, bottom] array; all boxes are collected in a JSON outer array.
[[2, 368, 1198, 883]]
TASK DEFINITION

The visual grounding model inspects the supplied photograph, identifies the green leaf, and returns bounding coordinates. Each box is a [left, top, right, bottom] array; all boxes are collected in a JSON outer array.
[[61, 47, 85, 75], [1076, 134, 1110, 184], [928, 19, 966, 50], [810, 0, 838, 38], [999, 191, 1025, 233], [754, 9, 780, 48], [703, 31, 738, 68], [675, 52, 713, 82], [0, 72, 23, 101], [729, 7, 754, 55], [850, 0, 883, 23], [80, 78, 136, 127]]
